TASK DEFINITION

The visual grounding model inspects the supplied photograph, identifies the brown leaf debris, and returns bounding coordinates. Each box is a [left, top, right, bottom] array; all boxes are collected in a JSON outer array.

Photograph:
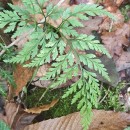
[[24, 99, 59, 114], [24, 110, 130, 130]]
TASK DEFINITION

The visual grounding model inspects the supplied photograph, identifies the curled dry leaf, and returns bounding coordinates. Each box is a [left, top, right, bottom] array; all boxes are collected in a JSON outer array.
[[24, 99, 59, 114], [23, 110, 130, 130]]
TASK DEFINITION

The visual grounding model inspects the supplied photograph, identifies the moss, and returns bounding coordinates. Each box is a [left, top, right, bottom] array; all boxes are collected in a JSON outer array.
[[98, 83, 125, 111], [25, 87, 78, 122]]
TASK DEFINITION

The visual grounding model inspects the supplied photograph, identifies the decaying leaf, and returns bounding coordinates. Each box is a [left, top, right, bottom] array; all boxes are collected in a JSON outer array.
[[12, 112, 37, 130], [0, 102, 37, 130], [89, 110, 130, 130], [0, 103, 19, 127], [24, 99, 59, 114], [23, 110, 130, 130], [11, 63, 34, 96], [101, 22, 130, 57], [6, 103, 19, 127]]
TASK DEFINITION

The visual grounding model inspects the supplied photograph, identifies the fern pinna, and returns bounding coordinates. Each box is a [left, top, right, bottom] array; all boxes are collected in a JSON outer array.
[[0, 0, 114, 129]]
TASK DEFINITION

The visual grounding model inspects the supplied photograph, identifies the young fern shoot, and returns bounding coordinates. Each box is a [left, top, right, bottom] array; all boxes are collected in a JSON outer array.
[[0, 0, 114, 129]]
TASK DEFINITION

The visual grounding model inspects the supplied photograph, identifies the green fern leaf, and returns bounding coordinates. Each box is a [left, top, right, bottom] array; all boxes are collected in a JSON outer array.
[[0, 2, 115, 130], [0, 121, 10, 130]]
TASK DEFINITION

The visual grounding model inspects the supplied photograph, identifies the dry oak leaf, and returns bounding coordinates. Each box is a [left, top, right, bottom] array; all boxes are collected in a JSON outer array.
[[12, 112, 37, 130], [101, 22, 130, 57], [0, 102, 37, 130], [24, 99, 59, 114], [0, 103, 19, 127], [12, 63, 35, 96], [23, 110, 130, 130]]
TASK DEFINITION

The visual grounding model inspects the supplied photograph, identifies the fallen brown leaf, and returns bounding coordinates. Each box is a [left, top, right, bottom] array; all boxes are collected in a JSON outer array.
[[101, 22, 130, 57], [0, 102, 37, 130], [23, 110, 130, 130], [12, 112, 37, 130], [1, 103, 19, 127], [11, 63, 34, 96], [24, 99, 59, 114], [6, 103, 19, 126]]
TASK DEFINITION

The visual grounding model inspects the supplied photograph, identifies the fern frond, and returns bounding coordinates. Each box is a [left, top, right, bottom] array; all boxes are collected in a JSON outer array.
[[0, 68, 16, 87], [50, 66, 78, 89], [79, 54, 110, 81], [72, 34, 111, 58], [0, 10, 20, 32], [0, 1, 114, 130], [63, 73, 100, 130], [46, 4, 63, 19], [8, 3, 30, 19], [72, 4, 115, 19]]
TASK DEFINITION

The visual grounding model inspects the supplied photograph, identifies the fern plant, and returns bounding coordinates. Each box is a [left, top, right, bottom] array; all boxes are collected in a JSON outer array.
[[0, 42, 16, 93], [0, 121, 10, 130], [0, 0, 114, 129]]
